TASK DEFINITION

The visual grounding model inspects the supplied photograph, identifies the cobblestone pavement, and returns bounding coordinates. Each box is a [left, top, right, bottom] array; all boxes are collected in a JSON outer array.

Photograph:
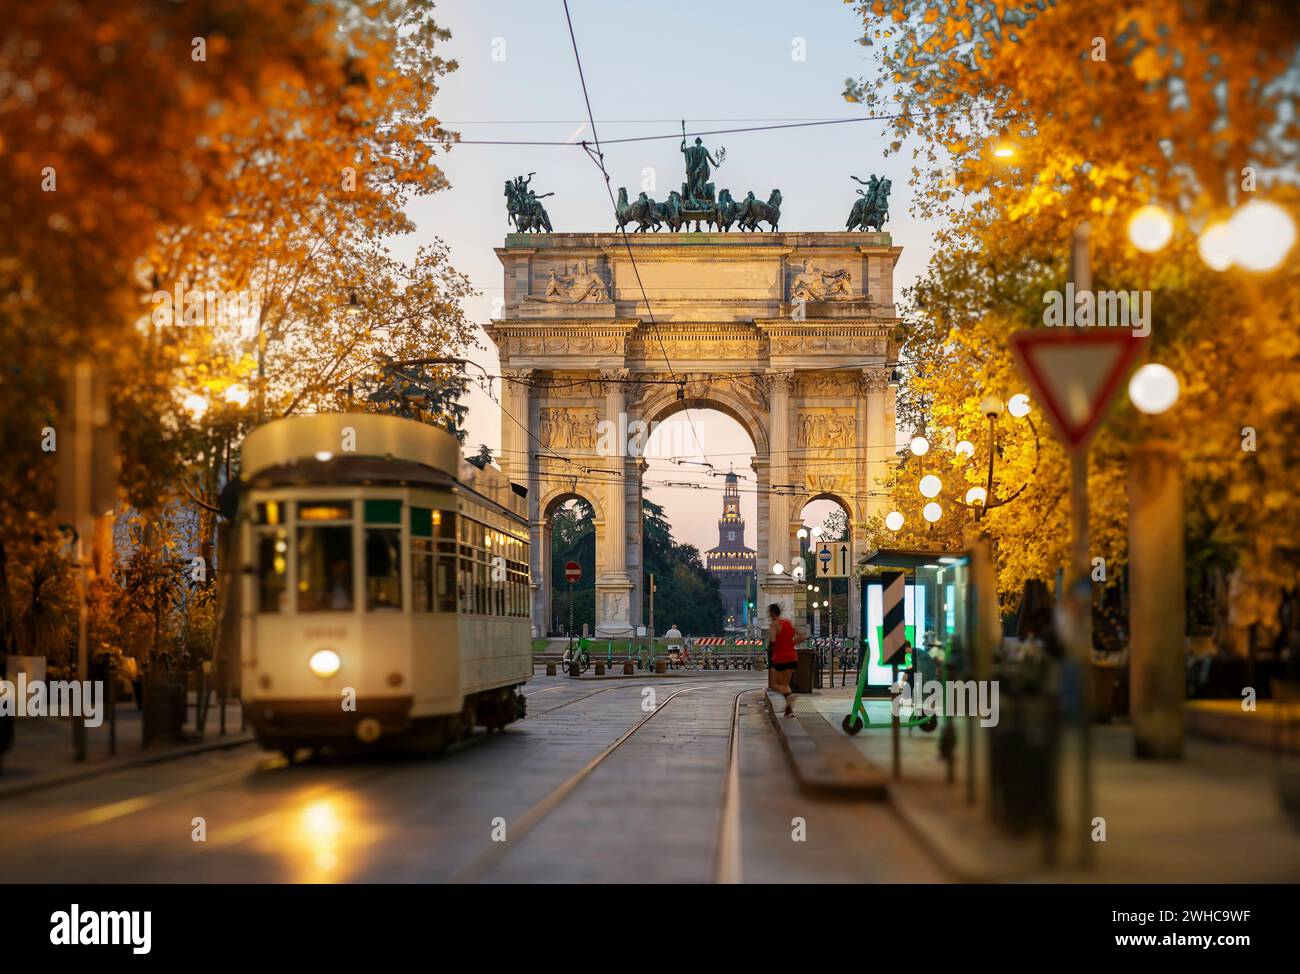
[[0, 673, 943, 883]]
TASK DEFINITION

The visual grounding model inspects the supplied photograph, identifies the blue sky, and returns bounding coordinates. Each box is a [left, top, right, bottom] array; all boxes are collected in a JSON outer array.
[[398, 0, 933, 553]]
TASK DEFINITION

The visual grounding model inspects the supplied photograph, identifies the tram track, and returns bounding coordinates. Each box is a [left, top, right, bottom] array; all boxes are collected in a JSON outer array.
[[526, 681, 636, 716], [449, 679, 759, 883]]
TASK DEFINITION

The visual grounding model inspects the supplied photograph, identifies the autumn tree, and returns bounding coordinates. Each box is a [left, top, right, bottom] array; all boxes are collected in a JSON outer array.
[[848, 1, 1300, 646]]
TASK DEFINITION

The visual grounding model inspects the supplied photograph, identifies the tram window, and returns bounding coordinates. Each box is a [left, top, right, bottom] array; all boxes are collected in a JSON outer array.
[[255, 529, 289, 613], [297, 524, 354, 612], [412, 538, 433, 613], [365, 528, 402, 611], [255, 502, 284, 526]]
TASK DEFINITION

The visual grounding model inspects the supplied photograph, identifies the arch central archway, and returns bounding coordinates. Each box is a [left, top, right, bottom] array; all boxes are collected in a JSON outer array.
[[486, 231, 903, 637]]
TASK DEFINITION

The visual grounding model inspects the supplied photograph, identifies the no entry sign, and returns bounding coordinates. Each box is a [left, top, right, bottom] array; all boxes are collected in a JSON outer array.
[[564, 561, 582, 583]]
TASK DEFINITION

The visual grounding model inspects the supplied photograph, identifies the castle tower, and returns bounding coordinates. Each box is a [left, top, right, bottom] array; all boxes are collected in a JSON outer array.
[[705, 471, 757, 631]]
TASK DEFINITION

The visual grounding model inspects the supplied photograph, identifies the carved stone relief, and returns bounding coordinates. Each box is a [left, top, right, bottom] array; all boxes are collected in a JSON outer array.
[[527, 258, 610, 304], [796, 408, 856, 449], [539, 407, 599, 450]]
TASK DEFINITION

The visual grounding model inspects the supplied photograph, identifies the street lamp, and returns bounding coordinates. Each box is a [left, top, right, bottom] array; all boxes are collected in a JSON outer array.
[[885, 510, 904, 532], [919, 474, 942, 498], [1226, 200, 1296, 272], [1127, 204, 1175, 253], [182, 391, 208, 420], [923, 502, 943, 523], [224, 383, 250, 407], [772, 562, 785, 575], [909, 435, 930, 457], [1128, 363, 1180, 415]]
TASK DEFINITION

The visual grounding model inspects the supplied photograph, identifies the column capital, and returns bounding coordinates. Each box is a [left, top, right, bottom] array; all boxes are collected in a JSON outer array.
[[858, 366, 891, 395], [766, 370, 796, 397], [599, 368, 630, 394]]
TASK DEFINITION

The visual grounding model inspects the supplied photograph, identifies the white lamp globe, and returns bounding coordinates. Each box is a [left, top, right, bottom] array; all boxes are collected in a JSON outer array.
[[965, 486, 988, 506], [1197, 220, 1235, 272], [955, 440, 975, 459], [796, 527, 808, 540], [811, 525, 823, 539], [922, 502, 943, 523], [1128, 363, 1180, 415], [772, 562, 785, 575], [224, 384, 250, 407], [909, 435, 930, 456], [1127, 204, 1174, 253], [919, 474, 943, 498], [884, 510, 904, 532], [1228, 200, 1296, 272], [1007, 393, 1031, 418], [182, 392, 208, 420]]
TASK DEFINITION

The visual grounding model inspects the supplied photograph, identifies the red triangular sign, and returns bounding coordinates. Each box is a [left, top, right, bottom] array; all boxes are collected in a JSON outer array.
[[1010, 330, 1146, 453]]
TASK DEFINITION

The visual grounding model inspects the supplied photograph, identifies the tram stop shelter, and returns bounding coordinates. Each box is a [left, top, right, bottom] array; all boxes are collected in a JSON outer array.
[[857, 547, 972, 694]]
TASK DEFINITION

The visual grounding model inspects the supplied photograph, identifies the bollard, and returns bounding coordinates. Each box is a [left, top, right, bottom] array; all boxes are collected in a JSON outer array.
[[654, 658, 667, 674], [568, 658, 581, 678], [594, 662, 605, 676], [546, 662, 557, 676], [623, 660, 634, 675]]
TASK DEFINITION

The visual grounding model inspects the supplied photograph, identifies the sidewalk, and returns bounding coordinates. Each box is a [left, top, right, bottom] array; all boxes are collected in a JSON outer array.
[[0, 693, 253, 800], [769, 686, 1300, 882]]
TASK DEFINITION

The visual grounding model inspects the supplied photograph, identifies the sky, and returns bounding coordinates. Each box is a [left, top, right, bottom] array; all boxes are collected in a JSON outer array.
[[394, 0, 935, 554]]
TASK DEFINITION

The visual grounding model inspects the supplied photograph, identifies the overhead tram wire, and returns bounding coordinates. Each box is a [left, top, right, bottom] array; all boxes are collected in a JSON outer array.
[[559, 0, 711, 475], [380, 108, 954, 146]]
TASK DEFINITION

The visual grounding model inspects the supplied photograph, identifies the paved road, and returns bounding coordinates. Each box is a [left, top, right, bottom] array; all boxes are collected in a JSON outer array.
[[0, 673, 943, 883]]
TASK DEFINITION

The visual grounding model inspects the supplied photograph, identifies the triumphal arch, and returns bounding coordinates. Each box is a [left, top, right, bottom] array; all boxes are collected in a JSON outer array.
[[488, 166, 901, 637]]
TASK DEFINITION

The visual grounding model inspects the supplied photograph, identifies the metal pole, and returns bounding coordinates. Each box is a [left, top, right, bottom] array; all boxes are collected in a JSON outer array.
[[72, 363, 92, 762], [1068, 223, 1095, 868], [648, 573, 655, 666]]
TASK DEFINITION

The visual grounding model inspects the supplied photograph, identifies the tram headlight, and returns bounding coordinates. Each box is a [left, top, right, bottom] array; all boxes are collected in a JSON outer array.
[[309, 649, 341, 678]]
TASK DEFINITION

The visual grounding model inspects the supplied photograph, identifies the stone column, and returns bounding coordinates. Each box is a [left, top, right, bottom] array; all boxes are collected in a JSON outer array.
[[863, 367, 891, 523], [1129, 438, 1185, 759], [595, 369, 633, 636], [499, 367, 533, 484], [761, 371, 795, 627]]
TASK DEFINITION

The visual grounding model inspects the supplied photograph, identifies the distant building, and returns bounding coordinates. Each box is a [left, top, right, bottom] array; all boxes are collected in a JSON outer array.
[[704, 472, 757, 631]]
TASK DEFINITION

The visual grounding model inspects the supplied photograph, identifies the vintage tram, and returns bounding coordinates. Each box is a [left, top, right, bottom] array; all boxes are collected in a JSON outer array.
[[225, 412, 531, 756]]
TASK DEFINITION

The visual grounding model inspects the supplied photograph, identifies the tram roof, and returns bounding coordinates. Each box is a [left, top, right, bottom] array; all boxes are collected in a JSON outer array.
[[241, 413, 461, 480]]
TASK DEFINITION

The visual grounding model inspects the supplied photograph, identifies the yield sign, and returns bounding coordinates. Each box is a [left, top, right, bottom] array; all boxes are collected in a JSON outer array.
[[1010, 330, 1145, 453], [564, 561, 582, 583]]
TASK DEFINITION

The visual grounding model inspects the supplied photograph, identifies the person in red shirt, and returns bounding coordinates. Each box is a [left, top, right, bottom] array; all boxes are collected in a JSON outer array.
[[767, 603, 806, 717]]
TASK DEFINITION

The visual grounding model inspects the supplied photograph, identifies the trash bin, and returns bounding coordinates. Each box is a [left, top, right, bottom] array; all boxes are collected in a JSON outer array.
[[142, 673, 187, 746], [792, 647, 816, 694]]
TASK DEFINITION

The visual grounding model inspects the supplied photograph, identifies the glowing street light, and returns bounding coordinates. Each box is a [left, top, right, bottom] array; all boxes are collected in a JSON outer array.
[[224, 383, 250, 407], [796, 527, 808, 540], [1007, 393, 1031, 419], [922, 502, 943, 523], [885, 510, 904, 532], [1128, 363, 1180, 415], [965, 486, 988, 506], [919, 474, 943, 498], [1197, 220, 1235, 272], [810, 525, 823, 539], [1228, 200, 1296, 272], [955, 440, 975, 459], [772, 562, 785, 575], [1127, 204, 1175, 253], [909, 435, 930, 456], [182, 391, 208, 420]]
